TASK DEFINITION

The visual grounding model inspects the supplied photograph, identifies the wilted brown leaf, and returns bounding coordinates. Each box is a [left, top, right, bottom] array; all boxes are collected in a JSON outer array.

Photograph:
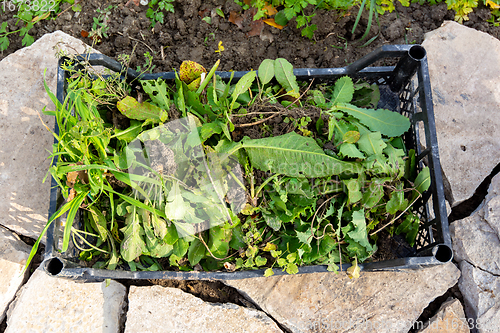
[[246, 19, 264, 37], [229, 11, 244, 29]]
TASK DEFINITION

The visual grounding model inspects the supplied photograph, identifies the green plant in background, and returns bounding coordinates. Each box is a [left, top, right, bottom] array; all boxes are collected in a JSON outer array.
[[25, 55, 431, 278], [0, 0, 78, 51], [89, 4, 114, 42], [146, 0, 175, 27]]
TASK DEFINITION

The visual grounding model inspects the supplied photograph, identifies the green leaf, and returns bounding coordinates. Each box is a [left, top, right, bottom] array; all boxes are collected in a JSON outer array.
[[301, 24, 317, 39], [395, 213, 419, 247], [200, 122, 222, 141], [229, 225, 246, 250], [386, 182, 409, 214], [114, 121, 142, 143], [262, 213, 282, 231], [0, 36, 9, 52], [264, 267, 275, 277], [208, 226, 231, 258], [216, 8, 225, 18], [286, 263, 299, 274], [274, 58, 300, 98], [274, 11, 289, 26], [344, 177, 362, 204], [335, 103, 411, 137], [362, 178, 385, 209], [120, 210, 147, 262], [331, 76, 354, 105], [164, 223, 179, 245], [255, 256, 267, 266], [173, 237, 189, 257], [88, 205, 109, 242], [117, 96, 163, 121], [231, 71, 256, 109], [348, 209, 375, 253], [21, 33, 34, 47], [240, 132, 362, 177], [343, 130, 360, 144], [165, 181, 194, 220], [339, 143, 365, 159], [258, 59, 275, 85], [151, 214, 168, 239], [62, 191, 89, 252], [296, 229, 313, 245], [414, 167, 431, 197], [188, 238, 206, 266], [141, 79, 170, 110], [144, 226, 173, 258], [357, 132, 387, 156]]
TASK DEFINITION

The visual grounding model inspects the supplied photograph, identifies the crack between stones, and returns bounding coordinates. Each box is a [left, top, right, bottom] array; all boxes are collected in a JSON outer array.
[[463, 259, 500, 278], [116, 279, 291, 333], [449, 162, 500, 223]]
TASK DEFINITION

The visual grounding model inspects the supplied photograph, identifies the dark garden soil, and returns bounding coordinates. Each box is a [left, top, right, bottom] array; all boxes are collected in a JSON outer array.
[[1, 0, 500, 70]]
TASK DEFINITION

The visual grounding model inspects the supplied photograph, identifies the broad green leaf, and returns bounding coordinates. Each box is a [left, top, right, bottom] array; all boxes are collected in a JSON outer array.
[[151, 215, 168, 239], [347, 209, 375, 253], [117, 96, 163, 121], [405, 149, 417, 181], [395, 213, 420, 247], [414, 167, 431, 197], [164, 223, 179, 245], [255, 256, 267, 266], [208, 226, 231, 258], [172, 237, 189, 257], [274, 58, 300, 98], [141, 79, 170, 110], [144, 226, 173, 258], [229, 224, 246, 250], [188, 238, 206, 266], [386, 182, 409, 214], [331, 76, 354, 105], [88, 205, 109, 242], [357, 132, 387, 156], [120, 210, 147, 262], [263, 213, 282, 231], [258, 59, 275, 85], [114, 121, 142, 143], [343, 131, 360, 144], [335, 103, 411, 137], [344, 178, 362, 204], [165, 181, 193, 220], [241, 132, 363, 177], [362, 178, 384, 209], [231, 71, 256, 109], [200, 122, 222, 141], [339, 143, 365, 159], [296, 229, 313, 245], [319, 234, 337, 255]]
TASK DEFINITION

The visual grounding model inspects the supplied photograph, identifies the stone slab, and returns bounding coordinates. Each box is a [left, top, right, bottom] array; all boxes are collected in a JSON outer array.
[[458, 261, 500, 333], [0, 31, 95, 242], [419, 298, 469, 333], [421, 21, 500, 206], [224, 262, 460, 333], [0, 226, 31, 323], [5, 269, 126, 333], [124, 285, 283, 333], [451, 173, 500, 332]]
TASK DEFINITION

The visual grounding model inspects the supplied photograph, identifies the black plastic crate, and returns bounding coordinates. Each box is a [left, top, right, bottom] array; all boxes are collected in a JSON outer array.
[[43, 45, 452, 281]]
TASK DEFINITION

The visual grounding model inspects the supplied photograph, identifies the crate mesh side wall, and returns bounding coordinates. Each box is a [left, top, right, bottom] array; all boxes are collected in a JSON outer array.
[[399, 78, 433, 251]]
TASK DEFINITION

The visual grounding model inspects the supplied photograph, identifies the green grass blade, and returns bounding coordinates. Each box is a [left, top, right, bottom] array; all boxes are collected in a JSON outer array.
[[62, 190, 89, 252], [360, 0, 375, 41], [352, 0, 367, 35]]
